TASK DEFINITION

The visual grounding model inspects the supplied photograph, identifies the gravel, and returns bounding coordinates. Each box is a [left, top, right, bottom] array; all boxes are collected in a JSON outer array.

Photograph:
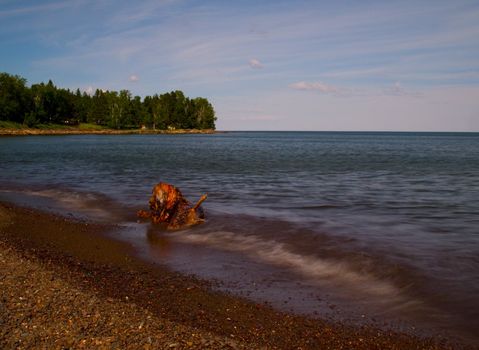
[[0, 203, 473, 350]]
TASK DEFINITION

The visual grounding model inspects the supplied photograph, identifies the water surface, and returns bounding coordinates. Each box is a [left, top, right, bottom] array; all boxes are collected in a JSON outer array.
[[1, 131, 478, 343]]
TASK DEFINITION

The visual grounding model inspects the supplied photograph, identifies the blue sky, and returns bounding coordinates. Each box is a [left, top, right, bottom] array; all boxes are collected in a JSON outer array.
[[1, 0, 479, 131]]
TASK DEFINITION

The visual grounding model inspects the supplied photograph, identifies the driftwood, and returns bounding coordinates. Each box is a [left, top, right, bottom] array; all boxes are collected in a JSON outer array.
[[138, 183, 207, 230]]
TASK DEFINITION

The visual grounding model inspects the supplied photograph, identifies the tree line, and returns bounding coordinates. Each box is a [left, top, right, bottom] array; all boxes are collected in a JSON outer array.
[[0, 72, 216, 129]]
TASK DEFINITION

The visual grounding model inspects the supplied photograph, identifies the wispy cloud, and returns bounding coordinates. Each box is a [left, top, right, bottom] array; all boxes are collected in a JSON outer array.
[[129, 74, 139, 82], [382, 82, 422, 97], [215, 85, 479, 131], [103, 0, 178, 28], [0, 0, 79, 18], [289, 81, 338, 93], [24, 1, 479, 90], [249, 58, 263, 69]]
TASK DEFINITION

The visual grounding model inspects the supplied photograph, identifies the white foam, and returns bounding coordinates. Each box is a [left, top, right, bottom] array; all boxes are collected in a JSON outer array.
[[172, 230, 412, 302], [0, 188, 113, 219]]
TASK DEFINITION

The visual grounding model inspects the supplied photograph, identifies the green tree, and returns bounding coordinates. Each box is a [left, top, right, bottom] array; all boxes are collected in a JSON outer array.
[[192, 97, 216, 129], [73, 88, 90, 123], [130, 95, 144, 128], [89, 89, 109, 125], [105, 90, 132, 129], [144, 94, 167, 129], [28, 81, 75, 125], [0, 73, 32, 123], [0, 71, 217, 130]]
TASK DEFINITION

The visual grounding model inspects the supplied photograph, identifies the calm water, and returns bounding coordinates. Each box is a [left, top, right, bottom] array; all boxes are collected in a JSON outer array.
[[1, 132, 478, 342]]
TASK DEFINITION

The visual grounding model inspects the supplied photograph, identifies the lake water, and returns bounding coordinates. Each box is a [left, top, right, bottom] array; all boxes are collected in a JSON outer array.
[[1, 132, 478, 343]]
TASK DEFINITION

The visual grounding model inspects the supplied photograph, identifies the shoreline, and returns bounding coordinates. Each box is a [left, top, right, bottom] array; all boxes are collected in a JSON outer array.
[[0, 128, 216, 136], [0, 202, 471, 349]]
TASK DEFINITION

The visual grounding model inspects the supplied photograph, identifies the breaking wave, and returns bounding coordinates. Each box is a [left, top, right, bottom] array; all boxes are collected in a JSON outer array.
[[171, 230, 417, 305], [0, 187, 127, 221]]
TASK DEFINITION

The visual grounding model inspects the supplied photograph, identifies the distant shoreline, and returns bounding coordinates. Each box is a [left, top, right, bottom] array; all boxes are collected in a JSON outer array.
[[0, 127, 216, 136]]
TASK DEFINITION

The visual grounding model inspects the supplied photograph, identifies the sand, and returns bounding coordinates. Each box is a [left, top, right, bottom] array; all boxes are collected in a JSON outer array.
[[0, 203, 472, 349]]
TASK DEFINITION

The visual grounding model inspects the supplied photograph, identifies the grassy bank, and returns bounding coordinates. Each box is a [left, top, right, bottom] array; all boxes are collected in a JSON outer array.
[[0, 122, 215, 135]]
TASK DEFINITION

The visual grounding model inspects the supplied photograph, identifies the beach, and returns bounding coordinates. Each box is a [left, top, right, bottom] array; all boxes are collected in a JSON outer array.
[[0, 202, 466, 349], [0, 128, 216, 136]]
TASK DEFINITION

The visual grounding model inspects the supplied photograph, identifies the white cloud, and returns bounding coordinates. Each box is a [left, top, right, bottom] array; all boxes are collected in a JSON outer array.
[[129, 74, 139, 82], [382, 81, 422, 97], [289, 81, 338, 93], [249, 58, 263, 69], [84, 86, 94, 95]]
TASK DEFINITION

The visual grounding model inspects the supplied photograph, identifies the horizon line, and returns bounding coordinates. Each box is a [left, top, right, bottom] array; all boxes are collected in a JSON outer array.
[[217, 130, 479, 133]]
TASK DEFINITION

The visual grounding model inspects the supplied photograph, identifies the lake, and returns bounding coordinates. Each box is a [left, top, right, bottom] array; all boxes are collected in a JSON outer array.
[[1, 131, 478, 342]]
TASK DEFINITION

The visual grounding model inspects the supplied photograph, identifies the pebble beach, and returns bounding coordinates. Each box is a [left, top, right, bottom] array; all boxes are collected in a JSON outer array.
[[0, 203, 472, 349]]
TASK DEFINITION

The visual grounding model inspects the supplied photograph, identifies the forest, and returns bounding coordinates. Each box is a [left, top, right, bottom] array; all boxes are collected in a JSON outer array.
[[0, 72, 216, 130]]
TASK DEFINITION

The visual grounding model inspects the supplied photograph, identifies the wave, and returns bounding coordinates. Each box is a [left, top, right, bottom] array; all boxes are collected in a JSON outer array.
[[0, 187, 127, 221], [293, 204, 341, 210], [170, 230, 417, 305]]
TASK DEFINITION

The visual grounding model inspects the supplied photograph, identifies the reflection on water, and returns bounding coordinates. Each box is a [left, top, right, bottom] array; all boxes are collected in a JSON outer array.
[[146, 225, 174, 258]]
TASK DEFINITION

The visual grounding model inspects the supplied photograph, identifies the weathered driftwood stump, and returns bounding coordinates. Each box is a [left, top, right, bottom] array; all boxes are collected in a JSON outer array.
[[137, 183, 207, 230]]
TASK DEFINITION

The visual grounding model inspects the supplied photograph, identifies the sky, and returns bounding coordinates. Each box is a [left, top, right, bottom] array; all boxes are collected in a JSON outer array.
[[1, 0, 479, 131]]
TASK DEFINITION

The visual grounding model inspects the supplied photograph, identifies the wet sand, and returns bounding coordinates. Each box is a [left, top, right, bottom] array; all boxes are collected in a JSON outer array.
[[0, 202, 472, 349]]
